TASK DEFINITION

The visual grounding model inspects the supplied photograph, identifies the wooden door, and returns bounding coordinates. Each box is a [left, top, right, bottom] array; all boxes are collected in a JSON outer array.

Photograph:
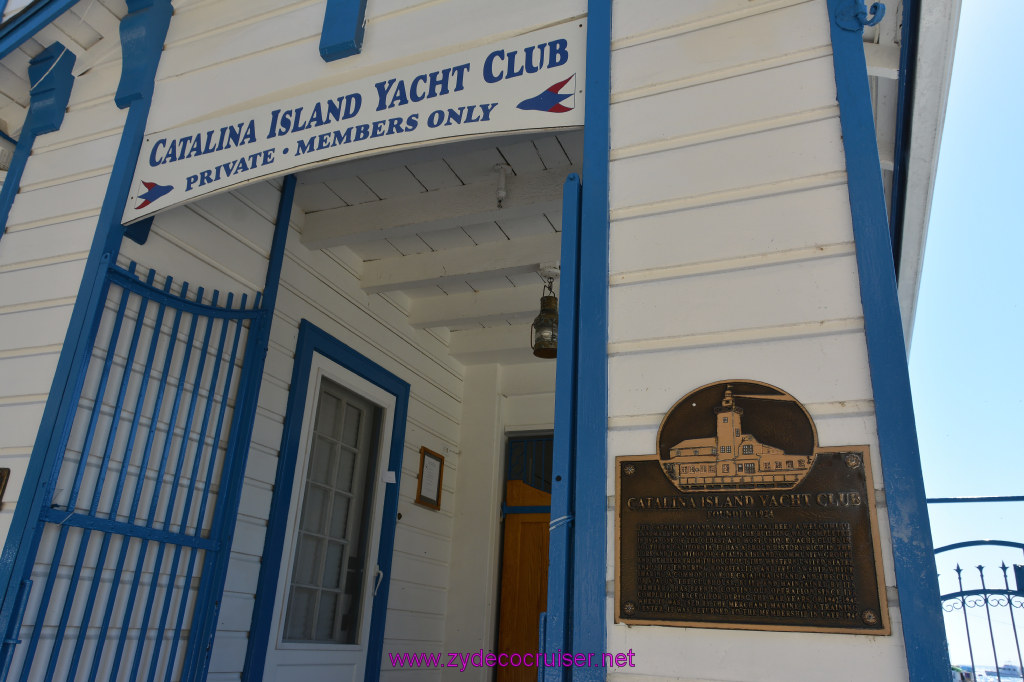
[[496, 479, 550, 681]]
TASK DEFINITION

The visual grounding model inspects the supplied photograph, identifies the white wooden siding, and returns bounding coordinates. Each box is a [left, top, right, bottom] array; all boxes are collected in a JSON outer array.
[[606, 1, 908, 680], [0, 16, 126, 546]]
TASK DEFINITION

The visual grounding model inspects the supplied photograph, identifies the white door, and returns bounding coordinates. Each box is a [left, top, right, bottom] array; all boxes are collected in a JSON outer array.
[[262, 353, 395, 682]]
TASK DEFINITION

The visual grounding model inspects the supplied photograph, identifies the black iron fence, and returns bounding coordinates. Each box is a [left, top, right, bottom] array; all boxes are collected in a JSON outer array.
[[929, 496, 1024, 682]]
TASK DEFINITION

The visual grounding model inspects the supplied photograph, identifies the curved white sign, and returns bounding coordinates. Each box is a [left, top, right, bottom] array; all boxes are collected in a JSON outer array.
[[123, 19, 586, 223]]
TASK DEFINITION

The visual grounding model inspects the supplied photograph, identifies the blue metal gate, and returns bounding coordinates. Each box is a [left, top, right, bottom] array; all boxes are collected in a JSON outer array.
[[0, 262, 257, 681], [0, 177, 295, 682]]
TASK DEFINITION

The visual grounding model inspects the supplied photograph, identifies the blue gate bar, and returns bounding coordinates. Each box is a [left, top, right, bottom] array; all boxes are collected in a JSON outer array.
[[64, 268, 135, 510], [146, 297, 235, 682], [118, 290, 221, 680], [17, 269, 161, 682], [142, 298, 234, 680], [88, 282, 204, 681], [37, 510, 218, 550]]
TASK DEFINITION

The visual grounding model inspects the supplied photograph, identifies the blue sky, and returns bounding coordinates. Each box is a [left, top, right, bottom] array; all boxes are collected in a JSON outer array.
[[908, 0, 1024, 668]]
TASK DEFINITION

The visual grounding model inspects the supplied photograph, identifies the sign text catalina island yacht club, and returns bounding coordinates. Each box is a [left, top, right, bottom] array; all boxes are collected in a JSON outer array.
[[123, 20, 586, 223]]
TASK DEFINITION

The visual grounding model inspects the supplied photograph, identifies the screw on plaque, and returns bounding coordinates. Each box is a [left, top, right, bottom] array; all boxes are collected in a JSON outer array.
[[624, 464, 636, 476], [623, 601, 636, 616], [845, 453, 862, 469], [861, 609, 879, 625]]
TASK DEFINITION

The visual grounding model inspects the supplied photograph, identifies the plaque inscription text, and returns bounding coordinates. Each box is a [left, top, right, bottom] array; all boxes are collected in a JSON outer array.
[[615, 381, 889, 634]]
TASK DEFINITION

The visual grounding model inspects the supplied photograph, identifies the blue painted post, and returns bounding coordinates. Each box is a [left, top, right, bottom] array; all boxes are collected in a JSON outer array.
[[543, 174, 582, 682], [825, 1, 949, 679], [0, 41, 75, 240], [573, 0, 611, 676], [320, 0, 369, 62]]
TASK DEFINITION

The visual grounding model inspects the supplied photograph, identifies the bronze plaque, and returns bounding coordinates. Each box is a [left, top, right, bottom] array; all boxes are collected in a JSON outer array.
[[615, 381, 889, 634]]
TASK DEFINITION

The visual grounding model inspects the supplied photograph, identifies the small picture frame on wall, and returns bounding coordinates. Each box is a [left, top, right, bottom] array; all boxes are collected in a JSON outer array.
[[414, 447, 444, 511]]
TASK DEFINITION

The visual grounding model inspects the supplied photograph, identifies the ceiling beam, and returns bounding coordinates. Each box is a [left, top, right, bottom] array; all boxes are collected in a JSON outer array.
[[301, 165, 575, 249], [409, 286, 543, 329], [360, 232, 561, 294], [449, 323, 544, 365]]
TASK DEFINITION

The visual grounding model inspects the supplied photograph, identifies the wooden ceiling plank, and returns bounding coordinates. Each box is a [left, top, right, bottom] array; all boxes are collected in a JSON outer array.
[[533, 135, 571, 170], [463, 272, 517, 292], [406, 158, 463, 191], [557, 131, 585, 166], [409, 286, 542, 329], [497, 139, 546, 175], [348, 239, 403, 262], [418, 226, 475, 251], [386, 234, 433, 256], [301, 165, 574, 249], [448, 323, 540, 365], [295, 182, 347, 213], [323, 175, 380, 205], [497, 214, 558, 240], [360, 165, 426, 199], [443, 146, 505, 184], [360, 232, 561, 294], [462, 221, 506, 244]]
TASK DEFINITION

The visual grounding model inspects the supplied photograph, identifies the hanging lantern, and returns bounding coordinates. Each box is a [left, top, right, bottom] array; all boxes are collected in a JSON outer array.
[[531, 277, 558, 358]]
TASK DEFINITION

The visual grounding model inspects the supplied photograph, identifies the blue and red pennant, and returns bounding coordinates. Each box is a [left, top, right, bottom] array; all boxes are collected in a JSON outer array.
[[135, 181, 173, 210], [517, 74, 575, 113]]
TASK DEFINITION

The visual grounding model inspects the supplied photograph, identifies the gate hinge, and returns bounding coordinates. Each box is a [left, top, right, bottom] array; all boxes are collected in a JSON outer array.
[[2, 579, 33, 646]]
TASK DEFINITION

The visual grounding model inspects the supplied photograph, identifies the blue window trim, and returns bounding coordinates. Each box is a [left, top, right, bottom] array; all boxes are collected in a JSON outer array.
[[320, 0, 368, 62], [825, 2, 948, 679], [0, 40, 75, 241], [243, 319, 410, 682], [0, 0, 173, 666], [0, 0, 79, 61]]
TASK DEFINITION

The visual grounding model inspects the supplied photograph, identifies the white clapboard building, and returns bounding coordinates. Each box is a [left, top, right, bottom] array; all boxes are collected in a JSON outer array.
[[0, 0, 959, 680]]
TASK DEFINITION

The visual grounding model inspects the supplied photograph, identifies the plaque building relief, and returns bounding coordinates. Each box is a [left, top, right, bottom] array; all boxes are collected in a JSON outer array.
[[616, 381, 890, 634]]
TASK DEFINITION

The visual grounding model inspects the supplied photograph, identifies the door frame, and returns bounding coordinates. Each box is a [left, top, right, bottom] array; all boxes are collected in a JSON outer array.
[[243, 320, 410, 682]]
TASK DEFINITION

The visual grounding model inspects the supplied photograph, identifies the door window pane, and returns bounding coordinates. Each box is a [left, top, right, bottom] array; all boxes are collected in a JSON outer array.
[[284, 377, 381, 644]]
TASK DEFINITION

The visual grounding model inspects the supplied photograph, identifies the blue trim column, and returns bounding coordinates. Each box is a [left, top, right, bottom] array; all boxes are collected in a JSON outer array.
[[242, 320, 410, 682], [542, 174, 581, 682], [0, 0, 172, 661], [825, 2, 948, 679], [0, 40, 75, 241], [572, 0, 610, 676], [320, 0, 368, 62], [0, 0, 79, 61]]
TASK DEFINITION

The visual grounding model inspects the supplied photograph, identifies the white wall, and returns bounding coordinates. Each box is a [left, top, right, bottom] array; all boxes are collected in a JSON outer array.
[[606, 1, 907, 680], [0, 30, 126, 547]]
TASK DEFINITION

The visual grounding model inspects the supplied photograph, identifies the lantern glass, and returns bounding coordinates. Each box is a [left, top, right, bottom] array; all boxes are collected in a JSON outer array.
[[531, 293, 558, 358]]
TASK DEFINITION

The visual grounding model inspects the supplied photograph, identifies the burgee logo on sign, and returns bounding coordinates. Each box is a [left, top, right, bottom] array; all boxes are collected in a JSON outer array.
[[122, 20, 586, 223]]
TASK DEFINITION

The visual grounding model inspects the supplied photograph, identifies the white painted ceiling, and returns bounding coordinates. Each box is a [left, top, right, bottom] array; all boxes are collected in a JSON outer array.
[[292, 130, 582, 367]]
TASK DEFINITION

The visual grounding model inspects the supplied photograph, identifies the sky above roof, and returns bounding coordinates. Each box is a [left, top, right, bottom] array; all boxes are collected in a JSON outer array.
[[908, 0, 1023, 668]]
